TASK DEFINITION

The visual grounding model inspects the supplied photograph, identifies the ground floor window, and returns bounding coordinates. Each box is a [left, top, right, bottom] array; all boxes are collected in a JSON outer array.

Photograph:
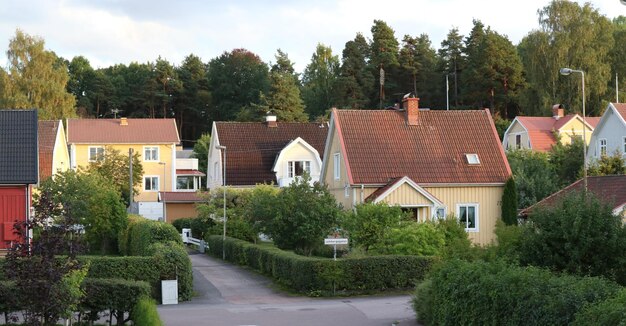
[[457, 204, 478, 232], [177, 176, 196, 190], [435, 207, 446, 220]]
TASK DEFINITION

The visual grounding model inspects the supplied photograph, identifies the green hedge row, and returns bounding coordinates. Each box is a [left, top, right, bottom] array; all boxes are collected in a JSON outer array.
[[119, 215, 182, 256], [413, 260, 622, 325], [205, 235, 435, 294]]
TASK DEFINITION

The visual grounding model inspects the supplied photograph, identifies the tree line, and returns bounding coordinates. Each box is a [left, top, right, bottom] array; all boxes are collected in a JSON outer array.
[[0, 1, 624, 146]]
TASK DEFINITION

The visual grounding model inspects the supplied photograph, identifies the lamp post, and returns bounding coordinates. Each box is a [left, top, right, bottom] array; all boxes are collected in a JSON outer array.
[[215, 145, 227, 260], [559, 67, 587, 191], [159, 162, 167, 222]]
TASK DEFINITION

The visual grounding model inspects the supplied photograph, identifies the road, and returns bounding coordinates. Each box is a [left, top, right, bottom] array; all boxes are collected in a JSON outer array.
[[157, 252, 419, 326]]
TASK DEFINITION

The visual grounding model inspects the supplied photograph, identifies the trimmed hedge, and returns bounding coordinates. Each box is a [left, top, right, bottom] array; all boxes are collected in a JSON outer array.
[[130, 296, 164, 326], [80, 278, 151, 324], [413, 260, 621, 325], [205, 235, 435, 294], [573, 288, 626, 325], [119, 216, 182, 256]]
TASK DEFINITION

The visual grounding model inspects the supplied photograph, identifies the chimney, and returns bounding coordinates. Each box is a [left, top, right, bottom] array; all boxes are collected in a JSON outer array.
[[403, 96, 420, 126], [552, 104, 565, 120], [120, 117, 128, 126], [266, 114, 277, 128]]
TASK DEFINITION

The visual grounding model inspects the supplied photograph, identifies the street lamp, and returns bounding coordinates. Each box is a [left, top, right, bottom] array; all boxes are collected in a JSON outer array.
[[215, 145, 227, 260], [559, 67, 587, 191]]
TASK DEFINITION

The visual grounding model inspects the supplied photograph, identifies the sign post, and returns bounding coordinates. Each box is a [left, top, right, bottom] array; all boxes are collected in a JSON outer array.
[[324, 238, 348, 261]]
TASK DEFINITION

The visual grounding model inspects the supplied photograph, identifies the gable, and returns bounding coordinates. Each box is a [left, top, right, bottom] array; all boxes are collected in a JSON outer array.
[[272, 137, 322, 173], [368, 177, 443, 207], [506, 119, 527, 134]]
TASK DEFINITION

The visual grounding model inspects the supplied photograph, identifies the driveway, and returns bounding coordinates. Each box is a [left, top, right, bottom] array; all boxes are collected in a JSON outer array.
[[158, 252, 419, 326]]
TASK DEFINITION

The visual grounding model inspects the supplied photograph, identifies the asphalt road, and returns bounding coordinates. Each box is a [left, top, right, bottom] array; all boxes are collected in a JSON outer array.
[[157, 251, 420, 326]]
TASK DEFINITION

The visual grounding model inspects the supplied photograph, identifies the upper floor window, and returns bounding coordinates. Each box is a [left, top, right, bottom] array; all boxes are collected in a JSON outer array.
[[144, 176, 159, 191], [144, 146, 159, 161], [177, 176, 196, 190], [288, 160, 311, 178], [88, 146, 104, 162], [333, 153, 340, 180], [458, 204, 478, 232], [515, 135, 521, 149], [599, 138, 607, 156]]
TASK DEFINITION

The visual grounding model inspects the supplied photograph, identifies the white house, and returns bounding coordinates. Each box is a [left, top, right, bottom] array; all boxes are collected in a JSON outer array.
[[587, 103, 626, 160]]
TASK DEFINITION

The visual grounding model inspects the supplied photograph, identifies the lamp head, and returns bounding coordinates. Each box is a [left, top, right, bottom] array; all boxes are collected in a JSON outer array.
[[560, 68, 572, 76]]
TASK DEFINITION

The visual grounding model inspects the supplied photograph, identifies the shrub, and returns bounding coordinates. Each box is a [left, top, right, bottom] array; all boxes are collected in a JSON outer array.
[[122, 217, 182, 256], [0, 280, 18, 320], [342, 203, 408, 252], [501, 177, 518, 225], [80, 278, 151, 324], [207, 216, 257, 242], [130, 296, 164, 326], [573, 288, 626, 325], [378, 222, 445, 256], [148, 241, 194, 301], [413, 260, 619, 325], [172, 216, 215, 239]]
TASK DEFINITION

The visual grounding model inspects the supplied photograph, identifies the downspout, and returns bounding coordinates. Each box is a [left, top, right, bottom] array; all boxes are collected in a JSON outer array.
[[360, 184, 364, 203]]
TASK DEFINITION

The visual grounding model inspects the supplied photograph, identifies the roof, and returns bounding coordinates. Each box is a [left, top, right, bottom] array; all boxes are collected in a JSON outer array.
[[215, 122, 328, 186], [332, 109, 511, 184], [585, 117, 601, 128], [38, 120, 62, 181], [159, 191, 203, 203], [365, 176, 443, 205], [520, 175, 626, 216], [613, 103, 626, 121], [67, 118, 180, 144], [176, 169, 205, 176], [516, 115, 597, 152], [0, 110, 39, 184]]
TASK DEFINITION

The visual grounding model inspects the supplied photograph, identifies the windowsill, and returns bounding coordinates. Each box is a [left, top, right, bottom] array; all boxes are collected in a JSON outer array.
[[465, 228, 479, 233]]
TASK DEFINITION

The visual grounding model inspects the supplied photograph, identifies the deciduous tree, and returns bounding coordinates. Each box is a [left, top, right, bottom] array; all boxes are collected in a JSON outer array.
[[302, 44, 340, 119]]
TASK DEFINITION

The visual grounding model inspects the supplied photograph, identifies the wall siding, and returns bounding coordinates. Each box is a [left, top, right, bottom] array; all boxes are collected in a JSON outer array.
[[323, 127, 353, 209], [165, 203, 199, 224], [381, 183, 435, 206], [504, 122, 530, 150]]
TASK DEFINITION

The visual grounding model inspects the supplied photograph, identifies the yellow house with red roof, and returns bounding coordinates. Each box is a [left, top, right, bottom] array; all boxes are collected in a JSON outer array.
[[38, 120, 70, 182], [320, 97, 511, 245]]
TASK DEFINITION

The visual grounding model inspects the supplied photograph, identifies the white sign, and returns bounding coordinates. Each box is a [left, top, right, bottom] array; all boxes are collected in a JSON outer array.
[[324, 238, 348, 245]]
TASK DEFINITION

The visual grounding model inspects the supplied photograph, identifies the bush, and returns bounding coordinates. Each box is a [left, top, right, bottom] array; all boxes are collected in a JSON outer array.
[[130, 296, 164, 326], [207, 216, 257, 242], [413, 260, 619, 325], [148, 241, 194, 301], [573, 288, 626, 325], [501, 177, 518, 225], [120, 217, 182, 256], [172, 216, 215, 239], [205, 235, 435, 295], [342, 203, 408, 252], [0, 280, 18, 318], [80, 278, 151, 324], [378, 222, 445, 256]]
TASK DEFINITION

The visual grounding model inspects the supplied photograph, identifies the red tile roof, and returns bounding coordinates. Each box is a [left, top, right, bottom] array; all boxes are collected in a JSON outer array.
[[38, 120, 61, 181], [516, 115, 597, 152], [585, 117, 601, 128], [159, 191, 202, 203], [520, 175, 626, 216], [67, 118, 180, 144], [333, 109, 511, 184], [216, 122, 328, 186], [612, 103, 626, 121], [176, 169, 205, 176]]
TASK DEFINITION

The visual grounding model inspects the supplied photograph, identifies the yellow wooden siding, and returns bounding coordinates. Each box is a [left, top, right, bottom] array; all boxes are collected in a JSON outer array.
[[558, 118, 593, 146], [380, 183, 435, 206], [52, 126, 70, 176], [73, 143, 175, 202], [323, 127, 353, 208]]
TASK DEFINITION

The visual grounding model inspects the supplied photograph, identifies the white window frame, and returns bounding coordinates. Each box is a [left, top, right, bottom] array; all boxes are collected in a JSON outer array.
[[344, 184, 350, 198], [143, 146, 159, 162], [515, 134, 521, 149], [434, 207, 447, 220], [88, 146, 104, 162], [623, 136, 626, 155], [465, 153, 480, 165], [288, 160, 311, 178], [144, 175, 160, 192], [599, 138, 607, 156], [333, 153, 340, 180], [457, 203, 479, 232]]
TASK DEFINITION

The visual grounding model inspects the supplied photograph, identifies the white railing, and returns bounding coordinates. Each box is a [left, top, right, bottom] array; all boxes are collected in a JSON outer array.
[[181, 228, 206, 253]]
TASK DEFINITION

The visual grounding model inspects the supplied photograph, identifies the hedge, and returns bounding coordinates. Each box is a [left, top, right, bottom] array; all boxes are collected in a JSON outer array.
[[80, 278, 151, 324], [130, 296, 164, 326], [413, 260, 621, 325], [573, 288, 626, 325], [119, 216, 182, 256], [205, 235, 435, 294]]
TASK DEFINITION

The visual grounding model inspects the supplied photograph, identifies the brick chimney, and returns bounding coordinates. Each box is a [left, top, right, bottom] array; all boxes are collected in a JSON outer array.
[[120, 117, 128, 126], [552, 104, 565, 120], [403, 97, 420, 125], [266, 114, 277, 128]]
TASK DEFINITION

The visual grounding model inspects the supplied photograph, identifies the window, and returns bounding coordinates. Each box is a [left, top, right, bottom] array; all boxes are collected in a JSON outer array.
[[333, 153, 340, 180], [515, 135, 521, 149], [144, 176, 159, 191], [458, 204, 478, 232], [435, 207, 446, 220], [177, 176, 195, 190], [344, 184, 350, 198], [288, 160, 311, 178], [623, 137, 626, 154], [213, 162, 219, 181], [88, 146, 104, 162], [599, 138, 607, 156], [465, 154, 480, 165], [144, 146, 159, 161]]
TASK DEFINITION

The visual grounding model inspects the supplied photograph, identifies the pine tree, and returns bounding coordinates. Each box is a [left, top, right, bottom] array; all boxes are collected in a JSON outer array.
[[302, 43, 340, 119], [369, 20, 400, 107], [334, 33, 373, 109]]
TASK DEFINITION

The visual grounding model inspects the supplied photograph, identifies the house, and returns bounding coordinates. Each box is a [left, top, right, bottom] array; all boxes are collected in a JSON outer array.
[[0, 110, 38, 250], [320, 97, 511, 245], [38, 120, 70, 181], [158, 149, 205, 224], [66, 118, 180, 220], [207, 116, 328, 190], [502, 104, 599, 152], [587, 103, 626, 160], [520, 175, 626, 220]]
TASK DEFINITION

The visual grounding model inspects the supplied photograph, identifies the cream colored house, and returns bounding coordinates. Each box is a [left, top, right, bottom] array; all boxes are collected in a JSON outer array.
[[320, 97, 512, 245], [503, 105, 599, 152], [38, 120, 70, 182]]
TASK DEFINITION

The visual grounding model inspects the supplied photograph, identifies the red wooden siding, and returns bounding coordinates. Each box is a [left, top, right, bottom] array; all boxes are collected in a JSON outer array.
[[0, 186, 27, 249]]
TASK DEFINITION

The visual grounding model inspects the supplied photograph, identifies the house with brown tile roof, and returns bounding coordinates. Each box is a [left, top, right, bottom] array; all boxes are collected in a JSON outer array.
[[320, 97, 511, 245], [38, 120, 70, 182], [520, 175, 626, 220], [207, 116, 328, 190], [502, 105, 599, 152], [587, 103, 626, 161]]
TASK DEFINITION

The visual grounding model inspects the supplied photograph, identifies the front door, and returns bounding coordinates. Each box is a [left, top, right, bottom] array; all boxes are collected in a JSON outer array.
[[0, 186, 27, 249]]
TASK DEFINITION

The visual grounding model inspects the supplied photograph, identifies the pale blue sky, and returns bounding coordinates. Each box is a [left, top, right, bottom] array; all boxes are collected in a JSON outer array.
[[0, 0, 624, 73]]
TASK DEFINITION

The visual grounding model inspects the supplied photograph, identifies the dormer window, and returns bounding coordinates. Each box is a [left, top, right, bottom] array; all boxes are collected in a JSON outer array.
[[465, 154, 480, 165]]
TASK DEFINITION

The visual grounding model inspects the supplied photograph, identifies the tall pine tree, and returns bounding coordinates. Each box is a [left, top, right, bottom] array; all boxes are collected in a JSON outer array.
[[334, 33, 373, 109]]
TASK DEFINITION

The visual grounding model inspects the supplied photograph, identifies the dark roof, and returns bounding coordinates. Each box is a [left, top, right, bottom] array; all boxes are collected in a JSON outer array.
[[333, 109, 511, 184], [216, 121, 328, 186], [0, 110, 38, 184], [159, 191, 202, 203], [38, 120, 61, 181], [67, 118, 180, 144], [520, 175, 626, 216]]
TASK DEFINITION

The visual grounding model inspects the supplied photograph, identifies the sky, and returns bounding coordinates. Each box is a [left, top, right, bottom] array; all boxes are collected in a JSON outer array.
[[0, 0, 624, 73]]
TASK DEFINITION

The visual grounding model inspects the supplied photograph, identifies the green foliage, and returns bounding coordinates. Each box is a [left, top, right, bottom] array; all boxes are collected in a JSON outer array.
[[491, 220, 524, 264], [493, 116, 512, 141], [342, 203, 408, 252], [205, 235, 435, 295], [84, 146, 144, 205], [501, 177, 518, 225], [302, 43, 340, 119], [549, 137, 585, 185], [507, 149, 559, 209], [334, 33, 373, 109], [244, 184, 280, 235], [588, 151, 626, 176], [413, 259, 620, 326], [121, 217, 182, 256], [191, 133, 211, 184], [80, 278, 151, 324], [171, 216, 215, 239], [519, 191, 626, 285], [207, 217, 256, 242], [382, 223, 445, 256], [148, 242, 194, 300], [573, 288, 626, 326], [130, 296, 164, 326]]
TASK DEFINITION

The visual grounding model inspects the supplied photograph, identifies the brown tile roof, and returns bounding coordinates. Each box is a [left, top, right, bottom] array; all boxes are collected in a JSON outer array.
[[520, 175, 626, 216], [67, 118, 180, 144], [176, 169, 205, 176], [38, 120, 61, 181], [216, 122, 328, 186], [334, 109, 511, 184], [613, 103, 626, 120], [159, 191, 202, 203], [585, 117, 601, 128]]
